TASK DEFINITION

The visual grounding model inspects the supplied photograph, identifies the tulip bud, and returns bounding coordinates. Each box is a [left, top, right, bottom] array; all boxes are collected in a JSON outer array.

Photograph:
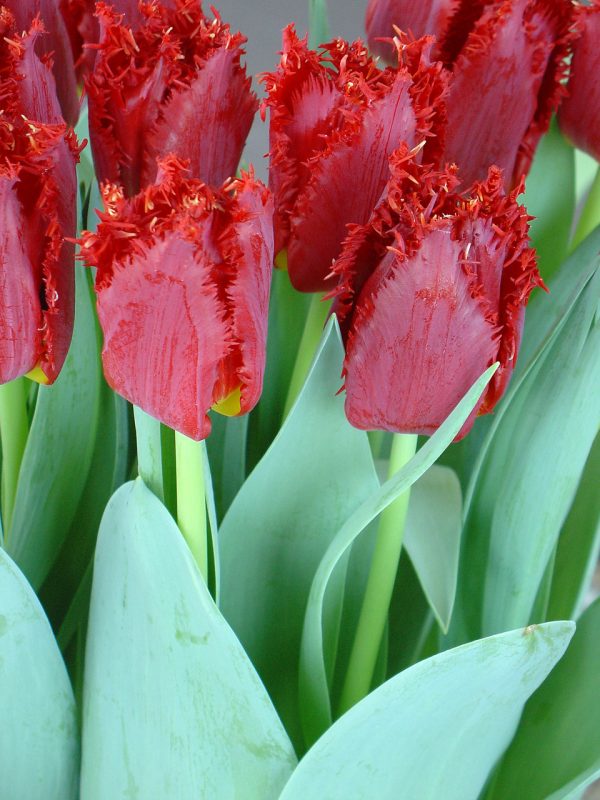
[[0, 9, 79, 385], [86, 0, 257, 196], [333, 144, 542, 439], [558, 0, 600, 162], [262, 25, 448, 293], [79, 156, 273, 441]]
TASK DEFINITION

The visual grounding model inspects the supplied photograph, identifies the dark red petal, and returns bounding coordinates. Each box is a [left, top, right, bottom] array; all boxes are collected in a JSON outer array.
[[144, 45, 257, 188], [365, 0, 458, 62], [443, 0, 575, 187], [6, 0, 79, 124], [344, 227, 498, 438], [219, 174, 274, 415], [558, 1, 600, 162], [0, 175, 41, 382], [97, 232, 229, 441]]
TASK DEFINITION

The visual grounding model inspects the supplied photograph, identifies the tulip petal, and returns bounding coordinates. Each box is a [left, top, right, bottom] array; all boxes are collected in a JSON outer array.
[[97, 234, 229, 441], [365, 0, 457, 62], [0, 176, 41, 382], [145, 46, 257, 188], [444, 0, 574, 187], [344, 228, 497, 437]]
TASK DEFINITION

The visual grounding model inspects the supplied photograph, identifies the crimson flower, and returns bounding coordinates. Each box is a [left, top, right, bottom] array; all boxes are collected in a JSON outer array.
[[365, 0, 457, 61], [439, 0, 576, 187], [262, 26, 447, 293], [332, 145, 541, 439], [558, 1, 600, 162], [86, 0, 257, 196], [79, 157, 273, 441], [5, 0, 79, 124], [0, 9, 80, 385]]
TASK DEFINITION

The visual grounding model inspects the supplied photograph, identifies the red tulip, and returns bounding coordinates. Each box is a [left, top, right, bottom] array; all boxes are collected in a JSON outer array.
[[5, 0, 79, 125], [365, 0, 457, 61], [0, 9, 80, 385], [79, 157, 273, 441], [262, 25, 447, 293], [86, 0, 257, 196], [558, 0, 600, 162], [332, 145, 541, 439], [440, 0, 575, 187]]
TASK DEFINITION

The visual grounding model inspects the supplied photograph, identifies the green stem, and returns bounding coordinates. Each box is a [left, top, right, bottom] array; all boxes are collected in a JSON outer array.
[[573, 164, 600, 249], [175, 431, 208, 581], [283, 292, 330, 420], [133, 406, 164, 502], [308, 0, 329, 47], [338, 433, 418, 715], [0, 378, 29, 535]]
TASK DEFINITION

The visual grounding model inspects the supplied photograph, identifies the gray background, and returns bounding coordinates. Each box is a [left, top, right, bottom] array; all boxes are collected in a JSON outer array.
[[214, 0, 368, 178]]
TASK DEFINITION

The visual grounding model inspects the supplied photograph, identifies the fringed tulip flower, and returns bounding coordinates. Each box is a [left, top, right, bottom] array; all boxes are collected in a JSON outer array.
[[262, 26, 447, 293], [6, 0, 79, 124], [365, 0, 457, 61], [79, 157, 273, 441], [86, 0, 257, 196], [333, 145, 541, 439], [558, 0, 600, 162], [0, 9, 80, 384], [440, 0, 576, 187]]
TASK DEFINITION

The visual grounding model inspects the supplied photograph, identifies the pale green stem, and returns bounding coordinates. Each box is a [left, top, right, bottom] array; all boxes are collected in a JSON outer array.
[[0, 378, 29, 535], [338, 433, 418, 715], [283, 292, 330, 420], [572, 165, 600, 249], [175, 431, 208, 581]]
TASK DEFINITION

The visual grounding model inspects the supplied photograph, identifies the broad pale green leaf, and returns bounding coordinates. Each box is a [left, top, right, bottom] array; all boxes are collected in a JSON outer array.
[[81, 479, 296, 800], [450, 233, 600, 645], [403, 465, 462, 632], [219, 317, 379, 749], [489, 599, 600, 800], [547, 432, 600, 620], [283, 622, 574, 800], [299, 364, 497, 745], [0, 549, 78, 799], [6, 266, 102, 588], [523, 118, 575, 283]]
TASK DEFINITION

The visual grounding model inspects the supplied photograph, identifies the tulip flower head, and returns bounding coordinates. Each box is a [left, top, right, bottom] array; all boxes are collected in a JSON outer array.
[[0, 9, 80, 385], [262, 26, 448, 293], [365, 0, 458, 61], [5, 0, 79, 124], [333, 145, 541, 439], [558, 0, 600, 162], [86, 0, 257, 196], [79, 157, 273, 441], [440, 0, 576, 187]]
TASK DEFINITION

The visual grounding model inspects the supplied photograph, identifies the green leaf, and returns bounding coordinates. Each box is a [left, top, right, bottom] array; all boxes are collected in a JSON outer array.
[[6, 266, 102, 589], [403, 465, 462, 632], [522, 118, 575, 283], [450, 230, 600, 644], [308, 0, 329, 47], [489, 599, 600, 800], [0, 548, 78, 799], [219, 317, 379, 750], [299, 363, 497, 745], [81, 479, 296, 799], [205, 413, 248, 521], [281, 622, 574, 800], [547, 432, 600, 620]]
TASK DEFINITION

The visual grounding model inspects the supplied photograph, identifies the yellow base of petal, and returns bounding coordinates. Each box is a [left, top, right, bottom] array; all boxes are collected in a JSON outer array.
[[212, 386, 242, 417], [25, 365, 50, 385], [274, 249, 288, 271]]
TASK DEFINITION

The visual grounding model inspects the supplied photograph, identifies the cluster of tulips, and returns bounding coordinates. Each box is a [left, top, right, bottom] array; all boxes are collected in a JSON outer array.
[[1, 0, 600, 798]]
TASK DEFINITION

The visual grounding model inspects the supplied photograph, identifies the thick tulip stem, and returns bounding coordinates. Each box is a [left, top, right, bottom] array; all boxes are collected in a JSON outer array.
[[339, 433, 418, 715], [573, 165, 600, 249], [283, 292, 330, 420], [175, 431, 208, 581], [0, 378, 29, 535]]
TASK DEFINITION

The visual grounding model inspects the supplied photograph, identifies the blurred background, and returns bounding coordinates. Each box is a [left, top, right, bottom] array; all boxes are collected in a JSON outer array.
[[215, 0, 368, 178]]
